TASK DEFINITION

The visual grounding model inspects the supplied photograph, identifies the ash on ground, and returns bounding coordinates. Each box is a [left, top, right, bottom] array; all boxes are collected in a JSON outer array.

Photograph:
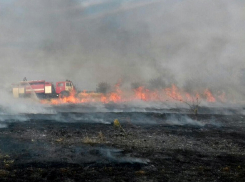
[[0, 108, 244, 181]]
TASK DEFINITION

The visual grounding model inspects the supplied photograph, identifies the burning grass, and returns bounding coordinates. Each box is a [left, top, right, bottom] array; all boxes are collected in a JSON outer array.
[[40, 83, 227, 106]]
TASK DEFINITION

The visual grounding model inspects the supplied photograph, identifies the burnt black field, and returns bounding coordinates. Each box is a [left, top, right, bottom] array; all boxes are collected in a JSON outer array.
[[0, 104, 244, 182]]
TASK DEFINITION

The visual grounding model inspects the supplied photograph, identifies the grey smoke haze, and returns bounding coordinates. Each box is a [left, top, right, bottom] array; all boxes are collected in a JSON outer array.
[[1, 0, 245, 99]]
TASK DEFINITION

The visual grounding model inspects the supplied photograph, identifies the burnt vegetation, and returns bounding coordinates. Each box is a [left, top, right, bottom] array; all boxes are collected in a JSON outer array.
[[0, 112, 244, 181]]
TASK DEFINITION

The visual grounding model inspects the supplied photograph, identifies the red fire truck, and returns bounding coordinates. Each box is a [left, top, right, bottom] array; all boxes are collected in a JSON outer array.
[[12, 80, 75, 99]]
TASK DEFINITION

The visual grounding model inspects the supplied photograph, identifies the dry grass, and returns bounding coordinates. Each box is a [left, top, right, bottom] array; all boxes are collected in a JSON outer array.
[[98, 131, 105, 142], [135, 170, 147, 175], [82, 136, 96, 144], [82, 131, 107, 145], [113, 119, 126, 134], [0, 169, 9, 177]]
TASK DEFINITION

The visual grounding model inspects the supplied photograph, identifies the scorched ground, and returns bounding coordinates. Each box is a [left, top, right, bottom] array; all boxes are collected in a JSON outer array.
[[0, 105, 244, 182]]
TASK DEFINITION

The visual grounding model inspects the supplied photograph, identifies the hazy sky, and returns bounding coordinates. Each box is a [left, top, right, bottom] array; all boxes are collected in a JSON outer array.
[[0, 0, 245, 98]]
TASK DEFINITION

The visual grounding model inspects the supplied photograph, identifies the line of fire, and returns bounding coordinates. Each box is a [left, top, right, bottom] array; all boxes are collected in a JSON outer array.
[[10, 79, 227, 105]]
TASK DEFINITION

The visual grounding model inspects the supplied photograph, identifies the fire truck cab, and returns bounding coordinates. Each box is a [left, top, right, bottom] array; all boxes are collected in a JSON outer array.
[[56, 80, 75, 97]]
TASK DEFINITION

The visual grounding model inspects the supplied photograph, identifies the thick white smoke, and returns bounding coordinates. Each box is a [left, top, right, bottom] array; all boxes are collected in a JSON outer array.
[[0, 0, 245, 100]]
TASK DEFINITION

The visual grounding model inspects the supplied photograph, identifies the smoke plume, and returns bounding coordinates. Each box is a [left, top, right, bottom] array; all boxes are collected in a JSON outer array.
[[1, 0, 245, 100]]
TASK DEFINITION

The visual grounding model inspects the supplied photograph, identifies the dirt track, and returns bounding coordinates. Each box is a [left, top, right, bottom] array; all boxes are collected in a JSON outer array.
[[0, 111, 244, 182]]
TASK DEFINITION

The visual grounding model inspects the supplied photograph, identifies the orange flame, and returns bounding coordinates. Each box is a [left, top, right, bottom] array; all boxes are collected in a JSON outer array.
[[164, 85, 183, 101], [40, 83, 226, 105], [204, 89, 216, 102], [134, 87, 149, 101]]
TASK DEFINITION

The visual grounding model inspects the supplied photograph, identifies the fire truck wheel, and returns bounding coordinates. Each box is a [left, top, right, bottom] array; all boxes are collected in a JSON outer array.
[[59, 91, 70, 98]]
